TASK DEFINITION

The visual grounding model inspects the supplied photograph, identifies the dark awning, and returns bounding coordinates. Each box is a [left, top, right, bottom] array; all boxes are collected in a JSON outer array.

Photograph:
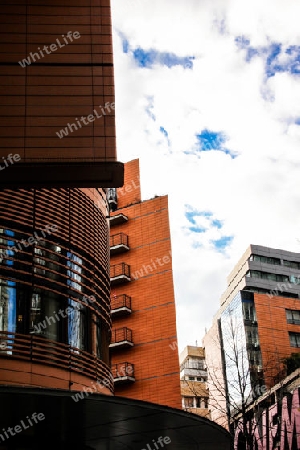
[[0, 387, 231, 449], [0, 161, 124, 188]]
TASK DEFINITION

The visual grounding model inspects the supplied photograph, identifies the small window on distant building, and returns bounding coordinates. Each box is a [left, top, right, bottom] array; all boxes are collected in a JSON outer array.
[[184, 397, 193, 407], [286, 309, 300, 325], [289, 332, 300, 348], [188, 376, 195, 380]]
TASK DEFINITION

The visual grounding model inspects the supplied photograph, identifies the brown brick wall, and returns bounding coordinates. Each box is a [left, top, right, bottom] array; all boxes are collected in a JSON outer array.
[[110, 159, 181, 409], [115, 158, 141, 209], [0, 0, 117, 163], [254, 293, 300, 385]]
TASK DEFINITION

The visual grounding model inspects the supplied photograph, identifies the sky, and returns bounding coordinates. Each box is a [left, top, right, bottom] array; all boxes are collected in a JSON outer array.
[[110, 0, 300, 354]]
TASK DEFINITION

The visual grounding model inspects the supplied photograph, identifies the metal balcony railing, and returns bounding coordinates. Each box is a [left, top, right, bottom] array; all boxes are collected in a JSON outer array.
[[244, 318, 257, 326], [111, 362, 135, 384], [109, 213, 128, 227], [107, 188, 117, 212], [109, 327, 133, 349], [110, 233, 129, 255], [110, 263, 131, 285], [111, 294, 132, 317], [246, 341, 260, 350]]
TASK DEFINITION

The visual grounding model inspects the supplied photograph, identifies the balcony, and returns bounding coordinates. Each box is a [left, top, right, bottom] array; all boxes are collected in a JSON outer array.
[[246, 341, 260, 350], [110, 233, 129, 255], [250, 364, 263, 373], [110, 327, 133, 350], [110, 263, 131, 285], [244, 319, 257, 326], [107, 188, 117, 212], [111, 362, 135, 384], [109, 213, 128, 227], [111, 294, 132, 317]]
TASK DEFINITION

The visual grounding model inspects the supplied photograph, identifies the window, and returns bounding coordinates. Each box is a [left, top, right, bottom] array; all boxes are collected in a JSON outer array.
[[265, 273, 277, 281], [184, 359, 204, 370], [34, 257, 46, 266], [184, 397, 194, 408], [0, 281, 16, 333], [30, 293, 42, 334], [289, 332, 300, 348], [290, 275, 300, 285], [286, 310, 300, 325], [251, 270, 261, 278], [247, 270, 289, 283], [68, 299, 86, 351], [243, 303, 256, 321], [196, 398, 201, 408], [30, 292, 60, 341], [283, 260, 300, 270], [188, 376, 195, 380], [67, 252, 83, 292], [249, 255, 280, 265], [246, 329, 259, 344], [249, 351, 262, 366]]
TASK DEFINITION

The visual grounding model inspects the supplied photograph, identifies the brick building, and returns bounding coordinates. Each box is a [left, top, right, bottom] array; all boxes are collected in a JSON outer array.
[[0, 0, 232, 447], [109, 159, 182, 409], [204, 244, 300, 431]]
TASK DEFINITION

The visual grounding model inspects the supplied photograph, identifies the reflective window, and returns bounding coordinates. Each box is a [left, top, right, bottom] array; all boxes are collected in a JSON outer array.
[[30, 292, 60, 341], [289, 332, 300, 348], [283, 260, 300, 270], [286, 309, 300, 325], [67, 252, 82, 292], [248, 270, 289, 283], [243, 303, 256, 321], [290, 275, 300, 285], [184, 397, 194, 407], [0, 281, 16, 333], [249, 254, 280, 265], [68, 299, 86, 350], [29, 293, 42, 334]]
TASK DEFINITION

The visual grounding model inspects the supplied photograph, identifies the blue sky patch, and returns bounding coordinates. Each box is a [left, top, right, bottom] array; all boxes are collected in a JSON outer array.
[[235, 36, 250, 49], [211, 236, 233, 251], [122, 38, 130, 54], [197, 129, 227, 151], [133, 48, 194, 69], [118, 33, 194, 69], [235, 37, 300, 78], [189, 129, 237, 158], [185, 209, 212, 225], [159, 126, 171, 147], [145, 96, 156, 121], [212, 219, 222, 229], [160, 126, 168, 138], [184, 207, 224, 234]]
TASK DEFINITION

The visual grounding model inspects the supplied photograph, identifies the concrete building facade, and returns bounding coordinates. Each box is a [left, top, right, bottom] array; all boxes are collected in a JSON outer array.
[[180, 345, 210, 418]]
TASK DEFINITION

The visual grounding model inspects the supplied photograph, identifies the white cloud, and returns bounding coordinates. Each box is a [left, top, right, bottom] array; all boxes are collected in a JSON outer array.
[[111, 0, 300, 354]]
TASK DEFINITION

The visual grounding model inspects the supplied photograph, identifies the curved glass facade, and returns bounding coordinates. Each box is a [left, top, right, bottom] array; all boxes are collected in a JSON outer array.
[[0, 188, 112, 390]]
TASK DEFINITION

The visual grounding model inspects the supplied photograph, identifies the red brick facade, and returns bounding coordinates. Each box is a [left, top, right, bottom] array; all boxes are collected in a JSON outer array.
[[255, 293, 300, 385], [110, 159, 181, 409]]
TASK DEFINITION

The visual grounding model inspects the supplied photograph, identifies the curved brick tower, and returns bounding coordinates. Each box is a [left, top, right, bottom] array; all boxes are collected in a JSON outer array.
[[0, 187, 113, 394]]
